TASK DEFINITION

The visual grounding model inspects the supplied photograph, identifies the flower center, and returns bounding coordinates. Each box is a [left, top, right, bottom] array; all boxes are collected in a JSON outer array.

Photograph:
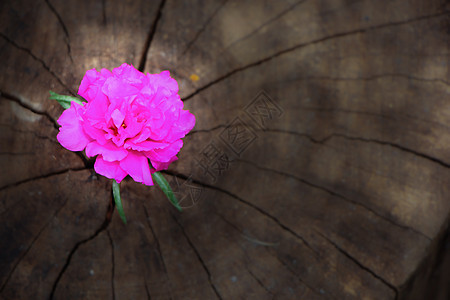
[[109, 125, 119, 136]]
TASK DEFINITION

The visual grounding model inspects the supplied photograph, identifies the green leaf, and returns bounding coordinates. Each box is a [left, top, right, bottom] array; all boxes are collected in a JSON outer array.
[[49, 90, 85, 109], [112, 179, 127, 224], [152, 171, 182, 212]]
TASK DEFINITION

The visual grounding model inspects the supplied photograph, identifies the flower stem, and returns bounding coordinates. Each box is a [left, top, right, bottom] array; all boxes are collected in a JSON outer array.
[[112, 179, 127, 224]]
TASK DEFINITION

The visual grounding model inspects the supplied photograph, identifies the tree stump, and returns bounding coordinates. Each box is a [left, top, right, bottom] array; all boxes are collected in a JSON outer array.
[[1, 0, 449, 299]]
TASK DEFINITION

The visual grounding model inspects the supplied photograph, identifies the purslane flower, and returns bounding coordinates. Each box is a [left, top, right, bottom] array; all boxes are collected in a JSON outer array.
[[56, 63, 195, 186], [51, 63, 195, 222]]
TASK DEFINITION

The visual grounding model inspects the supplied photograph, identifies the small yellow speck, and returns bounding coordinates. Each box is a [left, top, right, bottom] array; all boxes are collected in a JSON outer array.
[[190, 74, 199, 82]]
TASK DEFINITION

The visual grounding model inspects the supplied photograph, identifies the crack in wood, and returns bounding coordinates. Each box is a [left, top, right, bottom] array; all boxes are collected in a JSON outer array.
[[281, 73, 450, 86], [1, 91, 59, 129], [272, 255, 324, 297], [144, 280, 152, 300], [213, 211, 280, 295], [261, 128, 324, 144], [0, 167, 88, 192], [1, 92, 95, 170], [75, 151, 95, 170], [277, 128, 450, 170], [142, 203, 174, 300], [223, 0, 308, 52], [182, 11, 448, 102], [237, 158, 432, 241], [0, 33, 74, 94], [181, 0, 229, 56], [163, 171, 321, 257], [106, 230, 116, 300], [210, 212, 279, 296], [212, 210, 244, 234], [262, 127, 448, 186], [44, 0, 73, 63], [318, 0, 364, 17], [246, 266, 274, 296], [0, 123, 59, 144], [187, 124, 227, 136], [0, 196, 69, 293], [213, 211, 279, 247], [48, 194, 115, 299], [267, 102, 450, 131], [326, 133, 450, 169], [315, 230, 399, 299], [138, 0, 166, 72], [212, 211, 316, 298], [101, 0, 107, 25], [171, 214, 223, 300]]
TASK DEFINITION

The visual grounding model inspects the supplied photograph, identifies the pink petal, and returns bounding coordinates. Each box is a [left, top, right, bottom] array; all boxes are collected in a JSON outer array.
[[124, 140, 169, 152], [102, 77, 139, 100], [121, 116, 145, 139], [150, 156, 178, 172], [86, 141, 128, 162], [78, 69, 112, 101], [82, 122, 108, 145], [111, 109, 125, 128], [119, 152, 153, 186], [113, 63, 144, 85], [168, 110, 196, 141], [145, 140, 183, 162], [78, 69, 100, 99], [83, 91, 109, 121], [178, 110, 196, 132], [56, 103, 91, 151], [147, 71, 179, 95], [148, 126, 170, 141], [94, 155, 127, 183], [149, 110, 165, 129]]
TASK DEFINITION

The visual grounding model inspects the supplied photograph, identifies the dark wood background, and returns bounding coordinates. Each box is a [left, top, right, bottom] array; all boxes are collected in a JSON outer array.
[[1, 0, 449, 299]]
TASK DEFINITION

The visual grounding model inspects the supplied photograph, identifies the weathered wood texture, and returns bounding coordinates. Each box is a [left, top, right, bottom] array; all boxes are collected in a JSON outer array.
[[1, 0, 449, 299]]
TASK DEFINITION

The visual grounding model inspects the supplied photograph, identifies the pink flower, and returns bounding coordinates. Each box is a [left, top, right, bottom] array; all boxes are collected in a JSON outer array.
[[57, 63, 195, 186]]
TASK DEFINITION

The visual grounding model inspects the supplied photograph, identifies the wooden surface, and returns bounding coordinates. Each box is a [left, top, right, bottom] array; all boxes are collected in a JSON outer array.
[[1, 0, 449, 299]]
